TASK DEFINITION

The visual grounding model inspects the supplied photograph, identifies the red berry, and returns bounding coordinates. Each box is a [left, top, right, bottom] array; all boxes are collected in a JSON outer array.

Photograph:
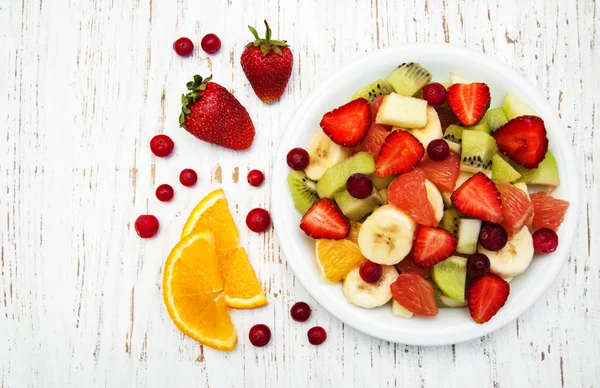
[[479, 223, 508, 251], [150, 134, 174, 157], [346, 173, 373, 199], [173, 37, 194, 57], [427, 139, 450, 161], [467, 253, 491, 278], [135, 215, 159, 238], [179, 169, 197, 187], [287, 148, 310, 170], [532, 228, 559, 254], [246, 208, 271, 233], [247, 169, 265, 187], [423, 82, 447, 106], [248, 324, 271, 347], [290, 302, 311, 322], [201, 33, 221, 54], [359, 261, 383, 283], [155, 184, 174, 202], [307, 326, 327, 345]]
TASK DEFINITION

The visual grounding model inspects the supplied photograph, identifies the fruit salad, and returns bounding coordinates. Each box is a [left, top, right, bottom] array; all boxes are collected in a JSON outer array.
[[285, 63, 570, 324]]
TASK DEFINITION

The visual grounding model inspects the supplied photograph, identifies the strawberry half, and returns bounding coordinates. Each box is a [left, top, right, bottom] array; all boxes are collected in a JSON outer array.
[[447, 83, 491, 126], [451, 172, 503, 223], [412, 226, 458, 268], [375, 130, 424, 177], [320, 99, 371, 147], [300, 198, 350, 240], [466, 273, 510, 324], [493, 116, 549, 169], [390, 273, 438, 317]]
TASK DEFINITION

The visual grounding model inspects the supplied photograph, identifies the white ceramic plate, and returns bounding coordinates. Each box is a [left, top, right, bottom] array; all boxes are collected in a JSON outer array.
[[271, 43, 580, 346]]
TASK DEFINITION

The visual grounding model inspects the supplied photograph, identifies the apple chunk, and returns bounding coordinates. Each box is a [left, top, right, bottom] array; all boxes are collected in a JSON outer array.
[[375, 93, 428, 128]]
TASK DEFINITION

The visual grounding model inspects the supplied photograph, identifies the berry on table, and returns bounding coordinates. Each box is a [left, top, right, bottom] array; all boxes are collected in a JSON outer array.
[[290, 302, 311, 322], [287, 148, 310, 170], [532, 228, 559, 254], [249, 324, 271, 347], [135, 215, 159, 238], [427, 139, 450, 161], [423, 82, 447, 106], [179, 169, 198, 187], [201, 33, 221, 54], [307, 326, 327, 345], [359, 261, 383, 284], [150, 134, 174, 157], [155, 184, 174, 202], [173, 37, 194, 57], [479, 223, 508, 251], [247, 169, 265, 187], [246, 208, 271, 233], [467, 253, 491, 278], [346, 173, 373, 199]]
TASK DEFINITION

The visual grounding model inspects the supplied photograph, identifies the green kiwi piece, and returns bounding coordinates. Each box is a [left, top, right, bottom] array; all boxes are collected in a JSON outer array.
[[432, 256, 468, 303], [456, 218, 482, 255], [491, 153, 521, 183], [440, 207, 464, 237], [443, 124, 463, 144], [316, 152, 376, 198], [333, 189, 383, 221], [351, 79, 394, 103], [511, 150, 560, 186], [485, 108, 508, 133], [371, 174, 396, 190], [460, 130, 497, 175], [384, 62, 432, 97], [466, 119, 490, 134], [287, 171, 319, 214], [429, 279, 467, 308]]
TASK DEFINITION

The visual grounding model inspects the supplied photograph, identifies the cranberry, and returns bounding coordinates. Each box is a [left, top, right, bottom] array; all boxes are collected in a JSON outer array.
[[479, 223, 508, 251], [427, 139, 450, 161], [150, 134, 174, 157], [135, 215, 159, 238], [173, 37, 194, 57], [247, 169, 265, 187], [155, 184, 174, 202], [201, 33, 222, 54], [248, 324, 271, 347], [179, 169, 197, 187], [346, 173, 373, 199], [307, 326, 327, 345], [359, 261, 383, 283], [290, 302, 311, 322], [423, 82, 447, 106], [246, 208, 271, 233], [532, 228, 559, 254], [467, 253, 491, 278], [286, 148, 310, 171]]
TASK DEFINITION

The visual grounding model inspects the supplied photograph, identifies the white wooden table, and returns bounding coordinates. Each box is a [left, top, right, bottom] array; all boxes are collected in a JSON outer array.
[[1, 0, 598, 387]]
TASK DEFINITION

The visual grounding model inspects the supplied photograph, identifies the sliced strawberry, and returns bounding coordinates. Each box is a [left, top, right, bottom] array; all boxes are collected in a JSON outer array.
[[361, 123, 391, 157], [396, 252, 431, 279], [435, 106, 459, 132], [390, 273, 438, 317], [451, 172, 503, 223], [530, 192, 570, 231], [493, 116, 549, 169], [375, 130, 424, 177], [466, 273, 510, 324], [447, 83, 491, 126], [418, 151, 460, 192], [497, 182, 534, 235], [320, 98, 372, 147], [412, 226, 457, 268], [300, 198, 350, 239], [370, 95, 386, 118], [387, 169, 438, 226]]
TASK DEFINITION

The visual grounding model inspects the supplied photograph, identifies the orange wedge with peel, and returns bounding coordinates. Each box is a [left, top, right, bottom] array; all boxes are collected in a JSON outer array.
[[163, 230, 237, 351], [182, 188, 267, 309], [316, 239, 367, 283]]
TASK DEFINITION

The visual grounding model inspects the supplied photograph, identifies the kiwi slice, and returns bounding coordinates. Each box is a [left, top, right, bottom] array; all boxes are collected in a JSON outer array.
[[491, 153, 521, 183], [384, 62, 432, 97], [511, 150, 560, 186], [443, 124, 463, 144], [466, 119, 490, 134], [432, 256, 467, 303], [371, 174, 396, 190], [502, 92, 537, 120], [485, 108, 508, 133], [351, 79, 394, 103], [333, 189, 383, 221], [287, 171, 319, 214], [316, 152, 375, 198], [456, 218, 482, 255], [440, 207, 464, 237], [460, 130, 497, 175]]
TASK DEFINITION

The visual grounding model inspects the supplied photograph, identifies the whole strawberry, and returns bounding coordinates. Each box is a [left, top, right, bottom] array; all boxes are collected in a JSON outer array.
[[179, 75, 255, 150], [241, 20, 293, 104]]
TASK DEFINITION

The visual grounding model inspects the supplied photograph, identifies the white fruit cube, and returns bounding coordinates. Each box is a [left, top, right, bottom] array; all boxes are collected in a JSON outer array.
[[375, 93, 428, 128]]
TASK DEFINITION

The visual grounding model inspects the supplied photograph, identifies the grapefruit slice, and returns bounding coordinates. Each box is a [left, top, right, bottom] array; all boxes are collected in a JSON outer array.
[[387, 169, 438, 226], [418, 151, 461, 192], [497, 182, 534, 235], [530, 192, 569, 231]]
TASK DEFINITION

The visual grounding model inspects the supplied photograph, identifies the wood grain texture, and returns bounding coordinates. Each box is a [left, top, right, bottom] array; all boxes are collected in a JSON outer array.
[[1, 0, 598, 387]]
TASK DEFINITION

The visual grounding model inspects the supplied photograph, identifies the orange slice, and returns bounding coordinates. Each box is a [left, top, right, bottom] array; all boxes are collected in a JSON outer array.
[[182, 189, 267, 309], [315, 239, 367, 283], [163, 230, 237, 351]]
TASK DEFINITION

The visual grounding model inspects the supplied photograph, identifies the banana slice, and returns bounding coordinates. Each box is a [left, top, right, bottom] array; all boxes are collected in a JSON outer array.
[[358, 205, 416, 265], [478, 227, 534, 278], [304, 131, 350, 181], [392, 106, 443, 151], [425, 179, 444, 223], [343, 265, 399, 308], [392, 299, 414, 318]]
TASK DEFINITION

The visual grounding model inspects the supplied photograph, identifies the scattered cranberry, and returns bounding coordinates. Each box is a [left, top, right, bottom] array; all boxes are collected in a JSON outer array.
[[246, 208, 271, 233], [247, 169, 265, 187], [286, 148, 310, 171], [201, 33, 222, 54], [179, 169, 198, 187], [135, 215, 159, 238], [427, 139, 450, 161], [150, 134, 174, 157], [467, 253, 491, 278], [155, 184, 174, 202], [423, 82, 447, 106], [479, 223, 508, 251], [248, 324, 271, 347], [346, 173, 373, 199], [307, 326, 327, 345], [532, 228, 559, 254], [290, 302, 311, 322], [359, 261, 383, 284], [173, 37, 194, 57]]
